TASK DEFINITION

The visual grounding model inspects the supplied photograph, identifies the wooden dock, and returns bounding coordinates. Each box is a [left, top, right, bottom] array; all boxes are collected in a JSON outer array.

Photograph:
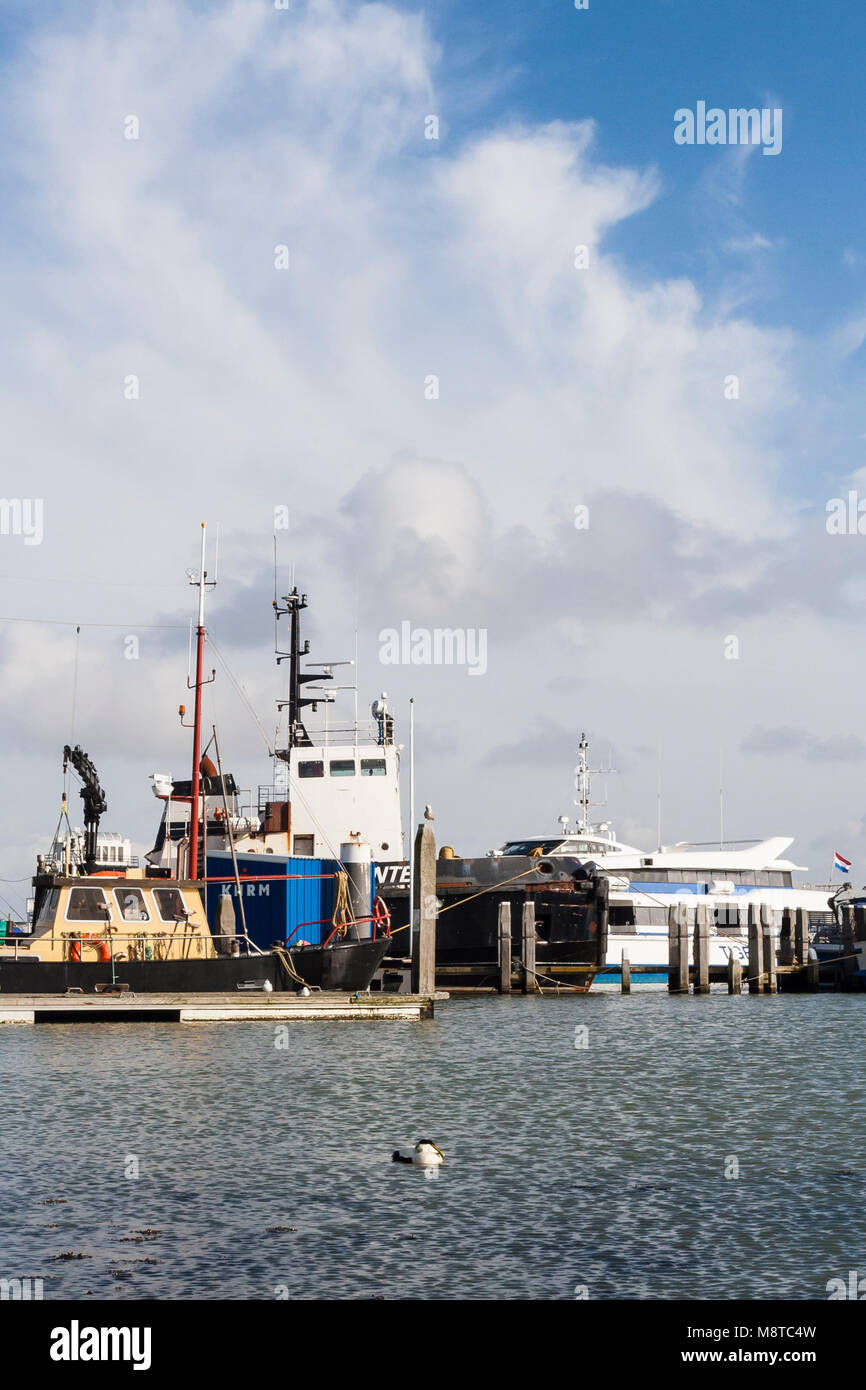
[[0, 991, 438, 1024]]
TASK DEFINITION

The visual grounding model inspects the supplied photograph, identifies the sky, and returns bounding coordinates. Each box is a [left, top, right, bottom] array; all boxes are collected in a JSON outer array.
[[2, 0, 866, 914]]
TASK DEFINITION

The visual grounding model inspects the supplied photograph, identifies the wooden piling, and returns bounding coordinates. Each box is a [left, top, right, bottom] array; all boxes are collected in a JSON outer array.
[[779, 908, 794, 967], [794, 907, 809, 967], [762, 903, 777, 994], [411, 819, 437, 996], [727, 953, 742, 995], [693, 903, 710, 994], [841, 906, 858, 988], [498, 901, 512, 995], [747, 902, 764, 993], [521, 900, 538, 994], [668, 902, 690, 993], [621, 947, 631, 994]]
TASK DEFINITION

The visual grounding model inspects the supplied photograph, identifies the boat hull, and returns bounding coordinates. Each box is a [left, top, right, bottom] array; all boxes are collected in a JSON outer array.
[[0, 954, 283, 994], [285, 937, 390, 991]]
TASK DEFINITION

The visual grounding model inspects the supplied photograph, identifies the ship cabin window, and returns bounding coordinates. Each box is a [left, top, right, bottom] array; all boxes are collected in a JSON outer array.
[[293, 835, 315, 856], [609, 904, 636, 927], [715, 905, 743, 929], [360, 759, 387, 776], [563, 840, 609, 856], [37, 888, 60, 925], [633, 907, 668, 926], [502, 840, 562, 857], [330, 760, 356, 777], [66, 888, 110, 922], [114, 888, 150, 922], [154, 888, 187, 923], [298, 761, 325, 779]]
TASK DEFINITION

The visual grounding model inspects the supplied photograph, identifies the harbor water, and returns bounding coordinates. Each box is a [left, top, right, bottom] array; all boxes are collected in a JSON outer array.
[[1, 992, 863, 1301]]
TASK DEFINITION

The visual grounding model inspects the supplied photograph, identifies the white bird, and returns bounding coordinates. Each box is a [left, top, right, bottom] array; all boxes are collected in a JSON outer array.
[[392, 1140, 444, 1167]]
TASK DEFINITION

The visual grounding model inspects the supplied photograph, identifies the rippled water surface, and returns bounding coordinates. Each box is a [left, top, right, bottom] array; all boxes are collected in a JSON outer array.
[[1, 992, 864, 1300]]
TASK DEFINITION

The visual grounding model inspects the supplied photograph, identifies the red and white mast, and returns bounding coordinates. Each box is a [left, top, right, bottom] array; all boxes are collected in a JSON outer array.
[[183, 522, 215, 880]]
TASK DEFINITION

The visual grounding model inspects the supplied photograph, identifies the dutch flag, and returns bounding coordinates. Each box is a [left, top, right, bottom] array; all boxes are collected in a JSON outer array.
[[834, 851, 852, 873]]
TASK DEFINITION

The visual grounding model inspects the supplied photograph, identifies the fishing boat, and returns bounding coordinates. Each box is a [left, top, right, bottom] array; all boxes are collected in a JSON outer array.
[[0, 743, 283, 994]]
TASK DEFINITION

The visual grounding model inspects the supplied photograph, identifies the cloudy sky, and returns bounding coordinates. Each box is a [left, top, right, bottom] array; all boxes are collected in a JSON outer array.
[[2, 0, 866, 913]]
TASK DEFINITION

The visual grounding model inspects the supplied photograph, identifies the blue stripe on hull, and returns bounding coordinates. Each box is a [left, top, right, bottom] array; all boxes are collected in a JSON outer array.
[[597, 968, 669, 984]]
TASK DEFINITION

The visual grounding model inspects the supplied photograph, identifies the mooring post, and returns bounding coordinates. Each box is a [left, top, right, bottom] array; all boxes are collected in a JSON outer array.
[[762, 903, 777, 994], [411, 818, 436, 996], [498, 901, 512, 995], [747, 902, 764, 993], [668, 902, 689, 993], [678, 903, 690, 993], [727, 952, 742, 995], [667, 902, 679, 993], [693, 903, 710, 994], [521, 899, 538, 993], [841, 906, 858, 989], [621, 946, 631, 994], [779, 908, 794, 967], [794, 907, 809, 967]]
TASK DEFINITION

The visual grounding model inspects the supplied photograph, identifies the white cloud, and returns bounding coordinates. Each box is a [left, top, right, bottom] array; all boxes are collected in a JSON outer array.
[[0, 0, 862, 899]]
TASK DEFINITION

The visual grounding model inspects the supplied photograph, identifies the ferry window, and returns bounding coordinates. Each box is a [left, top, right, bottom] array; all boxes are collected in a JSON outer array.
[[609, 904, 636, 926], [114, 888, 150, 923], [66, 888, 110, 922], [666, 871, 684, 883], [768, 872, 785, 888], [37, 888, 60, 925], [154, 888, 187, 922], [330, 760, 356, 777], [782, 873, 792, 888], [502, 840, 561, 856], [635, 907, 667, 925], [298, 761, 324, 779], [360, 759, 387, 776]]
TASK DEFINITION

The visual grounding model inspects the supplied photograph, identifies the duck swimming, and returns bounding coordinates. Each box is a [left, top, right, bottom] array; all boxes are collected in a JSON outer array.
[[392, 1140, 444, 1167]]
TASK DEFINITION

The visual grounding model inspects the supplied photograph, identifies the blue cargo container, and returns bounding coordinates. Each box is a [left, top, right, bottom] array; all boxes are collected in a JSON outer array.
[[203, 851, 374, 950]]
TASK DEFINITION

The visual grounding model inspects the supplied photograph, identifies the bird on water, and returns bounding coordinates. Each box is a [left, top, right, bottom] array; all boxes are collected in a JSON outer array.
[[392, 1141, 444, 1166]]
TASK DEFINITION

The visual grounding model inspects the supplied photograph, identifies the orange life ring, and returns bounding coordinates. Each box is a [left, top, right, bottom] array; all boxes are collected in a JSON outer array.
[[372, 896, 391, 937], [69, 933, 111, 964]]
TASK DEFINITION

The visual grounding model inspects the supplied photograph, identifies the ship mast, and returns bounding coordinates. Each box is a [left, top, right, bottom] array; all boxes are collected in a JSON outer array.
[[574, 733, 593, 834], [274, 587, 333, 751], [572, 732, 613, 835], [183, 523, 215, 879]]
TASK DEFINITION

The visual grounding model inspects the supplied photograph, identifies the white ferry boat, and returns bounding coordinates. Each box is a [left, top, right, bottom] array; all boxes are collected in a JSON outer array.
[[494, 736, 837, 983]]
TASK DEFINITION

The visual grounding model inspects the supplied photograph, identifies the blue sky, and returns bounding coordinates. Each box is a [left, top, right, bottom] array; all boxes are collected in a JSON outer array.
[[425, 0, 866, 332]]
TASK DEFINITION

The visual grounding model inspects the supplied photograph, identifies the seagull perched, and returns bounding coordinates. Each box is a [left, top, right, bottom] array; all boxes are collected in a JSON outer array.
[[392, 1140, 444, 1167], [424, 805, 434, 821]]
